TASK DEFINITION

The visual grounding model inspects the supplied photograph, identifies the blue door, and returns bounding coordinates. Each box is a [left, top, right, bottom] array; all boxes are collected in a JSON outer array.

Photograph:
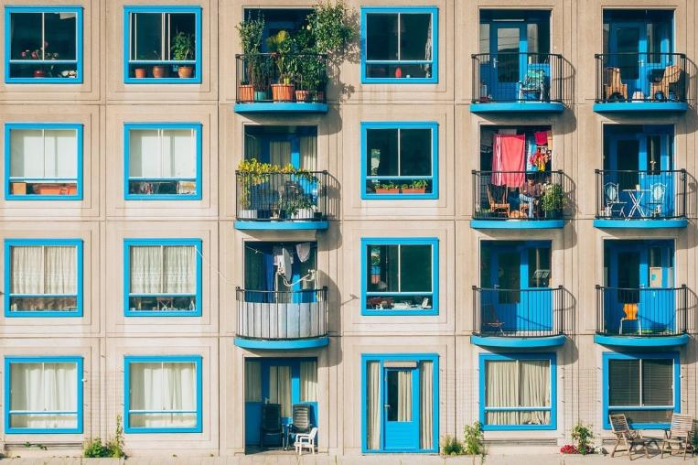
[[383, 366, 420, 451]]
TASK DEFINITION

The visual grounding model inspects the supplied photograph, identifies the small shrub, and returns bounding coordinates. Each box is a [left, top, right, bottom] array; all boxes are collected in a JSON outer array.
[[440, 434, 464, 456], [571, 422, 594, 455], [83, 415, 126, 458], [463, 421, 485, 456], [560, 444, 578, 454]]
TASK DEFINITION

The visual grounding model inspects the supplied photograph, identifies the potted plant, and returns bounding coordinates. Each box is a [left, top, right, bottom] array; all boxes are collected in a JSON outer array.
[[375, 181, 399, 194], [152, 64, 167, 78], [236, 158, 273, 219], [134, 68, 147, 78], [401, 179, 428, 194], [236, 15, 266, 102], [541, 183, 567, 218], [171, 31, 195, 78], [267, 31, 295, 101]]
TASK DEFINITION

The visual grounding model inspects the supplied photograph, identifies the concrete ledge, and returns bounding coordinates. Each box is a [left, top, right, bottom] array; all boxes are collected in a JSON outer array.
[[470, 102, 565, 113], [471, 219, 565, 229]]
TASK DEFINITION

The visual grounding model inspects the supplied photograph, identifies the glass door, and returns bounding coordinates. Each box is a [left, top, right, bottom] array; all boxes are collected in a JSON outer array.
[[609, 23, 645, 97], [486, 23, 526, 101], [383, 366, 420, 451]]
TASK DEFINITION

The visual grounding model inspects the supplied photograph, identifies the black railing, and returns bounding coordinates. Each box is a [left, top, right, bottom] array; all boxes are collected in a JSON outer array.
[[595, 170, 686, 220], [235, 53, 328, 104], [596, 285, 687, 336], [236, 288, 328, 341], [472, 53, 565, 104], [235, 171, 328, 222], [595, 53, 688, 103], [472, 286, 565, 337], [472, 170, 569, 221]]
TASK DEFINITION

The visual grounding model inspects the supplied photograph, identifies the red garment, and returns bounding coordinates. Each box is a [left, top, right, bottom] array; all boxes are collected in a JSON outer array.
[[534, 131, 548, 145], [492, 134, 525, 187]]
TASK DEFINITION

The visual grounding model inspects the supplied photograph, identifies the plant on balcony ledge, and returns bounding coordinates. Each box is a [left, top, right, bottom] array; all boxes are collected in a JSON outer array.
[[236, 15, 267, 102], [541, 183, 567, 218], [172, 32, 195, 78]]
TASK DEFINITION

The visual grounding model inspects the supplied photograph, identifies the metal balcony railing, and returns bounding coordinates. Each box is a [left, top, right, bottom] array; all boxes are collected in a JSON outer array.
[[594, 53, 688, 103], [596, 285, 688, 336]]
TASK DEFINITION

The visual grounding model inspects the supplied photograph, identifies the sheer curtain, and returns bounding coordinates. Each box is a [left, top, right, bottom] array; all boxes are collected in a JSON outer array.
[[130, 246, 162, 294], [10, 362, 78, 429], [163, 246, 196, 294], [245, 134, 262, 160], [129, 129, 160, 178], [245, 360, 262, 402], [485, 360, 518, 425], [485, 360, 550, 425], [11, 246, 44, 294], [270, 141, 291, 166], [420, 361, 434, 450], [130, 246, 195, 295], [10, 129, 77, 179], [11, 246, 76, 296], [519, 360, 551, 425], [44, 246, 77, 295], [130, 362, 197, 428], [300, 360, 318, 402], [163, 129, 196, 179], [366, 361, 381, 450], [269, 365, 292, 417], [300, 136, 317, 171], [397, 371, 412, 421]]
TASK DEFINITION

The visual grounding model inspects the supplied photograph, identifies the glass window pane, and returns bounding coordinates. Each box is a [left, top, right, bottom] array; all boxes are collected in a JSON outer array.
[[44, 12, 77, 61], [400, 14, 431, 60], [386, 370, 412, 422], [45, 130, 78, 179], [367, 245, 398, 292], [400, 129, 431, 176], [609, 359, 640, 406], [366, 14, 398, 60], [163, 246, 196, 295], [133, 13, 163, 60], [528, 247, 551, 288], [642, 359, 673, 406], [168, 13, 197, 60], [613, 409, 673, 425], [10, 13, 42, 59], [400, 245, 432, 292], [366, 129, 398, 176], [162, 130, 196, 178], [130, 246, 163, 294], [129, 130, 161, 178], [130, 362, 162, 411], [10, 130, 44, 178]]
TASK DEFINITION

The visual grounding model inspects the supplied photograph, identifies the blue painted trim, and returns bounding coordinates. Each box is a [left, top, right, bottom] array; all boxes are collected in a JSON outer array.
[[471, 219, 565, 230], [5, 356, 83, 434], [360, 122, 439, 200], [361, 238, 439, 316], [5, 123, 84, 201], [124, 355, 202, 434], [470, 102, 565, 113], [123, 6, 202, 84], [234, 220, 328, 230], [123, 123, 202, 201], [5, 7, 83, 84], [593, 102, 688, 113], [233, 103, 329, 113], [4, 239, 83, 318], [123, 238, 202, 317], [602, 352, 680, 430], [471, 335, 566, 348], [593, 218, 688, 229], [234, 337, 329, 350], [594, 334, 689, 348], [360, 7, 438, 84], [361, 353, 439, 453], [479, 353, 557, 431]]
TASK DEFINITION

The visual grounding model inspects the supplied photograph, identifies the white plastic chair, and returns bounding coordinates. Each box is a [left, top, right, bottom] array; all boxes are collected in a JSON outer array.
[[294, 427, 318, 455]]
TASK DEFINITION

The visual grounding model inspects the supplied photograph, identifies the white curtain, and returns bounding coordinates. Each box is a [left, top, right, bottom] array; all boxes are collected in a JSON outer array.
[[130, 246, 195, 295], [10, 362, 78, 429], [300, 360, 318, 402], [366, 361, 381, 450], [485, 360, 550, 426], [11, 246, 76, 295], [129, 129, 195, 179], [270, 141, 291, 166], [130, 246, 162, 294], [420, 361, 434, 450], [163, 246, 196, 294], [44, 246, 77, 295], [269, 365, 292, 417], [244, 134, 262, 160], [130, 361, 197, 428], [397, 371, 412, 421], [519, 360, 551, 425], [485, 360, 518, 425], [10, 129, 77, 179], [300, 136, 317, 171], [245, 360, 261, 402]]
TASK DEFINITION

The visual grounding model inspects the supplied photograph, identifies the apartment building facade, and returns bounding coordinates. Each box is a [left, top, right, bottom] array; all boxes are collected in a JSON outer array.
[[0, 0, 696, 458]]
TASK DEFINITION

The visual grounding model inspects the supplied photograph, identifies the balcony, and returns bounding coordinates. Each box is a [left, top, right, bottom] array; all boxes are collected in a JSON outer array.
[[471, 286, 567, 348], [471, 170, 569, 229], [595, 285, 689, 347], [594, 170, 688, 229], [594, 53, 688, 112], [235, 170, 328, 230], [471, 53, 567, 113], [234, 53, 328, 113], [234, 288, 328, 350]]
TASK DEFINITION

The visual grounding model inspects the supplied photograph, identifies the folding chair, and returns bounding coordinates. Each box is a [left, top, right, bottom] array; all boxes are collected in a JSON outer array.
[[609, 413, 656, 459], [661, 413, 694, 459]]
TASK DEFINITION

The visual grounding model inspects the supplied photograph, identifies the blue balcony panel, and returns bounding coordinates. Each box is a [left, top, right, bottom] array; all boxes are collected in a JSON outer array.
[[234, 102, 329, 114], [471, 334, 566, 348], [471, 219, 564, 230], [593, 218, 688, 229], [470, 102, 565, 113], [594, 334, 689, 348], [234, 220, 329, 231], [234, 336, 329, 350], [593, 102, 688, 113]]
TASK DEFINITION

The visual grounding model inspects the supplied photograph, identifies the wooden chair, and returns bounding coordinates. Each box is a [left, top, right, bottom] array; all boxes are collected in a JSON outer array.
[[661, 413, 694, 459], [482, 303, 505, 335], [609, 413, 656, 459], [651, 65, 683, 101], [486, 184, 510, 218], [619, 303, 641, 335], [603, 67, 628, 101]]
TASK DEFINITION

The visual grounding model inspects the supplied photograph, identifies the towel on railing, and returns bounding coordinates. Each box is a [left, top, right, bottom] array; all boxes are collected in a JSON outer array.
[[492, 134, 525, 187]]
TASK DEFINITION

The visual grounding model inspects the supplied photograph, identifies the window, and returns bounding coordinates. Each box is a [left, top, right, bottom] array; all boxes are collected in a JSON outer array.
[[4, 239, 83, 317], [5, 7, 83, 83], [362, 238, 438, 315], [361, 7, 438, 83], [480, 354, 556, 430], [124, 239, 202, 317], [125, 123, 201, 200], [5, 123, 82, 200], [5, 357, 83, 434], [124, 356, 202, 433], [124, 6, 202, 83], [361, 122, 438, 199], [603, 353, 679, 429]]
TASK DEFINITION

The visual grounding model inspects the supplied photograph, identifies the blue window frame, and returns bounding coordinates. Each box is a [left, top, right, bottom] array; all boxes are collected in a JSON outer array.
[[4, 6, 83, 84], [4, 239, 83, 318], [602, 352, 679, 430], [361, 353, 439, 453], [5, 356, 83, 434], [124, 355, 202, 434], [479, 353, 557, 431], [124, 238, 202, 317], [5, 123, 83, 201], [361, 237, 438, 316], [124, 123, 202, 200], [123, 6, 202, 84], [361, 7, 438, 84], [360, 122, 438, 200]]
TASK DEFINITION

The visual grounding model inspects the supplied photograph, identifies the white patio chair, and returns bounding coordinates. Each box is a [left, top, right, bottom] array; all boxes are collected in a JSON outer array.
[[294, 426, 318, 455]]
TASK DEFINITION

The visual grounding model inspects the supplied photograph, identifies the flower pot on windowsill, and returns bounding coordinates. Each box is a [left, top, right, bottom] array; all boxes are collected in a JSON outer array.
[[271, 83, 295, 102], [134, 68, 147, 78], [177, 66, 193, 79], [238, 85, 254, 102], [401, 188, 426, 194], [375, 188, 399, 194], [11, 182, 26, 195], [254, 90, 267, 101], [152, 65, 167, 78], [295, 90, 310, 102], [33, 69, 45, 78]]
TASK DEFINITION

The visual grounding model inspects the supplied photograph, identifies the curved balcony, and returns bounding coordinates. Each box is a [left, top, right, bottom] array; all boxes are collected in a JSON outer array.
[[234, 171, 329, 230], [471, 170, 569, 229], [595, 285, 689, 347], [471, 53, 568, 113], [594, 170, 688, 229], [471, 286, 567, 348], [234, 288, 328, 350], [234, 53, 328, 113], [594, 53, 688, 112]]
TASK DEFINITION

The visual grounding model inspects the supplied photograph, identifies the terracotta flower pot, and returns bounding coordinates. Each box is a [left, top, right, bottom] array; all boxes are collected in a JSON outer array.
[[33, 69, 45, 78], [401, 188, 426, 194], [238, 85, 254, 102], [313, 91, 325, 102], [295, 90, 310, 102], [271, 83, 295, 102], [375, 188, 399, 194], [134, 68, 147, 78], [152, 65, 167, 78], [177, 66, 193, 79]]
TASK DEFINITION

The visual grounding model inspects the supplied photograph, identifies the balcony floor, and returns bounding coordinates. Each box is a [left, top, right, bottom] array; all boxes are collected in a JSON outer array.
[[594, 333, 689, 347], [234, 336, 329, 350], [471, 334, 566, 348], [234, 102, 329, 113]]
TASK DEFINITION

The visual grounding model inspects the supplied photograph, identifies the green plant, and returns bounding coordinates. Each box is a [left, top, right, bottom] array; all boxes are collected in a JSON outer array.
[[541, 183, 567, 212], [308, 1, 355, 59], [376, 181, 398, 190], [410, 179, 429, 189], [267, 30, 295, 84], [171, 31, 194, 61], [237, 159, 318, 209], [236, 15, 267, 90], [23, 442, 47, 451], [463, 421, 484, 456], [571, 422, 594, 455], [440, 434, 465, 456], [83, 415, 126, 458]]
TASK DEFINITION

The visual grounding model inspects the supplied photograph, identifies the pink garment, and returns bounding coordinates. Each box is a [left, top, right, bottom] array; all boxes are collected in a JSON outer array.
[[534, 131, 549, 145], [492, 134, 525, 187]]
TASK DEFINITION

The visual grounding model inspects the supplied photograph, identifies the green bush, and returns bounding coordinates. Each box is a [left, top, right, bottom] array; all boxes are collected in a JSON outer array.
[[83, 415, 125, 458], [440, 434, 464, 456], [571, 422, 594, 455], [463, 421, 485, 456]]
